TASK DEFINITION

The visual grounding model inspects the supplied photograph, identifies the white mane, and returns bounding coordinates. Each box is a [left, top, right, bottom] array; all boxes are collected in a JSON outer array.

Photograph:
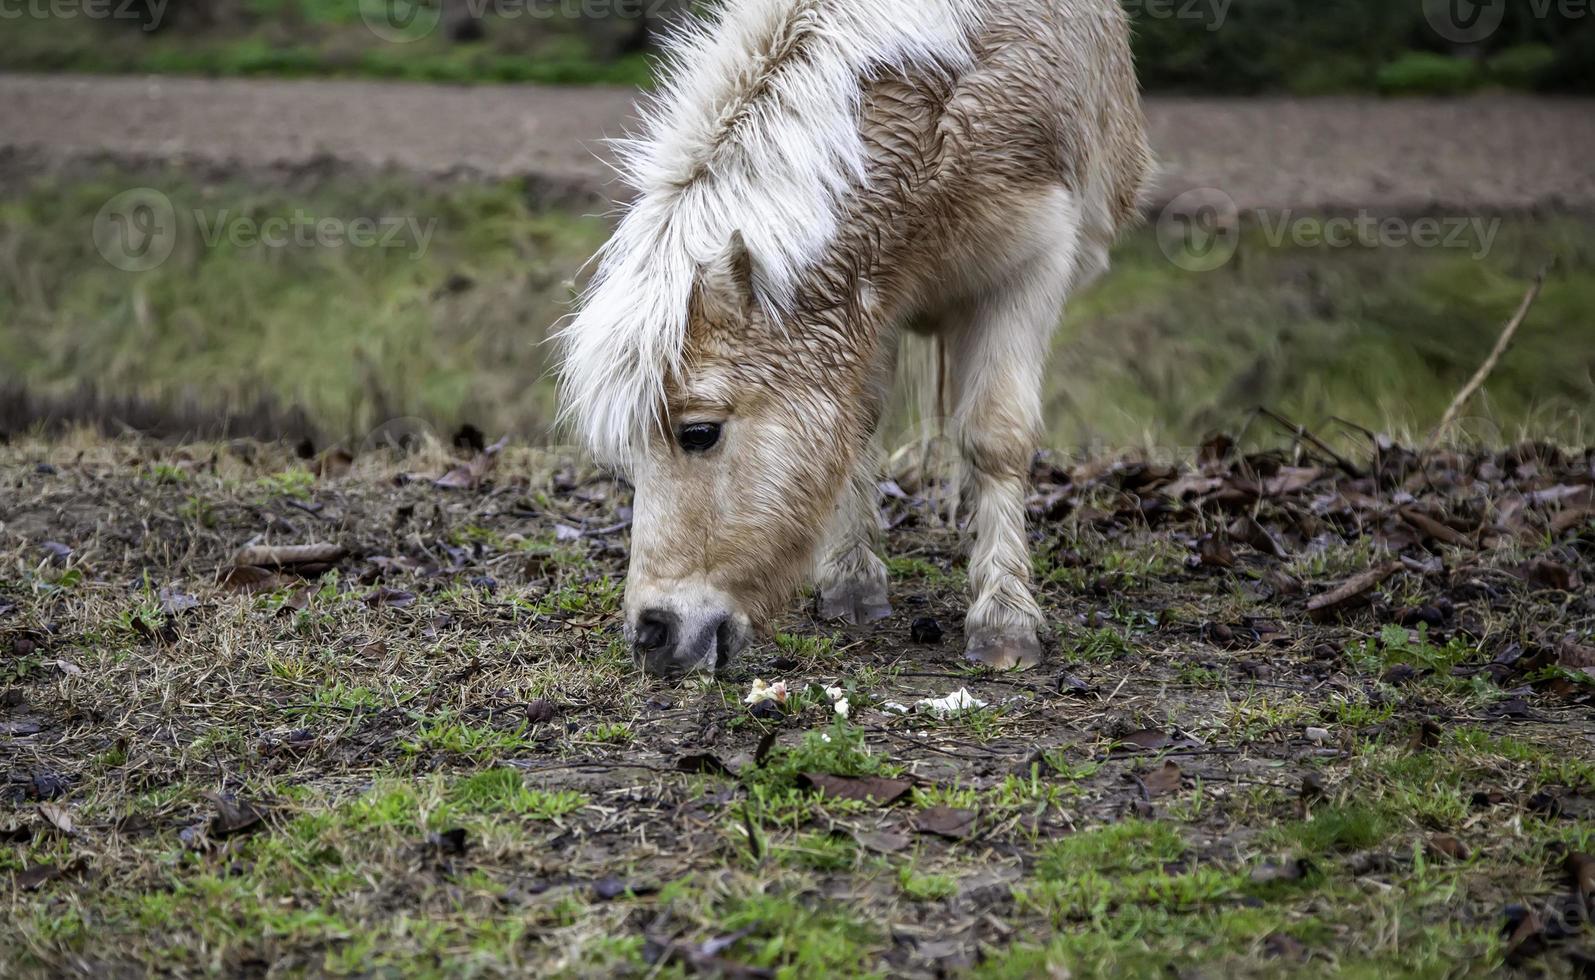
[[557, 0, 989, 464]]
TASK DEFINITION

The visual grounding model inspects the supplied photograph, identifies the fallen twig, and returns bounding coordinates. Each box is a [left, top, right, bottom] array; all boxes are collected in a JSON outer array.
[[1428, 267, 1548, 450], [1257, 407, 1363, 479], [1306, 560, 1403, 620], [230, 542, 345, 568]]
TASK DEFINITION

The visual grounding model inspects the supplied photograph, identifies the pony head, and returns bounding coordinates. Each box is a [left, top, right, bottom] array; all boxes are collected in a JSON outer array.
[[617, 232, 866, 677]]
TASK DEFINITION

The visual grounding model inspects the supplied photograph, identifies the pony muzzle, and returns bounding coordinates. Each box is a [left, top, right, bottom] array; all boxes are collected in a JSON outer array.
[[628, 598, 748, 678]]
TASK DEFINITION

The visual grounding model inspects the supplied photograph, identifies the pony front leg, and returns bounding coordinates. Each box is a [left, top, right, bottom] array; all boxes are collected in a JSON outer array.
[[814, 439, 891, 625], [946, 266, 1068, 670]]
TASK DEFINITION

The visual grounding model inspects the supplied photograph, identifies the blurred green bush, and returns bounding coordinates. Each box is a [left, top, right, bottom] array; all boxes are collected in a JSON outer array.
[[1129, 0, 1592, 94], [2, 0, 1592, 93]]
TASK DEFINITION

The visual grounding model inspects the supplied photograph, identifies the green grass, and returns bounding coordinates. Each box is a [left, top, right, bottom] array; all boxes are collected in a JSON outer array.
[[444, 768, 585, 819], [4, 172, 1592, 447], [0, 173, 606, 440], [0, 15, 654, 87], [1054, 217, 1595, 448], [403, 714, 536, 760]]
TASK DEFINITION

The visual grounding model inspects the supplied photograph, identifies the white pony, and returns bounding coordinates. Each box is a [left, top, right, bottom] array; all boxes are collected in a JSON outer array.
[[560, 0, 1152, 676]]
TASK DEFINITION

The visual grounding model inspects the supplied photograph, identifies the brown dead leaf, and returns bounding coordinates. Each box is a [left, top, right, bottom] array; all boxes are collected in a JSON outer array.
[[37, 803, 74, 835], [1549, 504, 1595, 535], [800, 774, 912, 805], [1116, 729, 1173, 752], [207, 794, 265, 837], [1567, 852, 1595, 904], [232, 542, 345, 568], [158, 589, 200, 616], [1262, 567, 1305, 597], [1198, 432, 1235, 465], [277, 588, 312, 616], [434, 435, 509, 490], [1307, 561, 1402, 620], [1504, 906, 1546, 962], [1141, 760, 1183, 797], [913, 806, 977, 839], [13, 860, 85, 891], [1407, 719, 1444, 751], [1262, 932, 1308, 961], [1162, 473, 1225, 501], [1426, 835, 1469, 861], [1195, 533, 1234, 569], [363, 587, 417, 609], [312, 448, 354, 479], [1559, 640, 1595, 677], [1517, 558, 1584, 592], [1228, 515, 1287, 558], [1264, 466, 1322, 496], [525, 699, 558, 725], [216, 565, 290, 594]]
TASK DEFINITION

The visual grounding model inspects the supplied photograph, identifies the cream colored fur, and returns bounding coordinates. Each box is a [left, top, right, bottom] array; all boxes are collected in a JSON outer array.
[[558, 0, 1153, 672]]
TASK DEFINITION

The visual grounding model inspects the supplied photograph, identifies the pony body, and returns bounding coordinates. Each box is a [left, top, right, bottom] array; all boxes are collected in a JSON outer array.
[[559, 0, 1152, 674]]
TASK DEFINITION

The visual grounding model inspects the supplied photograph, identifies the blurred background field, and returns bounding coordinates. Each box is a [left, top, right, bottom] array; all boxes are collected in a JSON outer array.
[[4, 0, 1592, 94], [1, 0, 1593, 451], [3, 172, 1590, 450]]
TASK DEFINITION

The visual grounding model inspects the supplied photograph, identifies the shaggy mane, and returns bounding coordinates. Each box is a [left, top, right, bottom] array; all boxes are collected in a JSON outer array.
[[556, 0, 988, 464]]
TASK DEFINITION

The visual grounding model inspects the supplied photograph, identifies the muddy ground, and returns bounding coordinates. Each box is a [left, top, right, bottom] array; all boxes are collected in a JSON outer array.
[[2, 431, 1594, 976]]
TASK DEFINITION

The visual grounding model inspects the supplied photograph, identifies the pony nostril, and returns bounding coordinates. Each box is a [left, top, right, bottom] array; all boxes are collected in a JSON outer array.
[[634, 610, 674, 653]]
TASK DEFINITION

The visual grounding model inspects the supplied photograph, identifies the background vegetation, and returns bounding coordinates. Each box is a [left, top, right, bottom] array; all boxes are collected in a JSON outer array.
[[4, 0, 1592, 94], [2, 172, 1590, 449]]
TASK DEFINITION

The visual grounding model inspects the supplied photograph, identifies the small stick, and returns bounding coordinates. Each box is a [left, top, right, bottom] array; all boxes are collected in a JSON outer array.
[[1427, 267, 1548, 451], [1257, 407, 1363, 479]]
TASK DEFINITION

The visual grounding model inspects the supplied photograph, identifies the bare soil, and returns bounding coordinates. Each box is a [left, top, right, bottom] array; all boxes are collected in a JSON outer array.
[[2, 432, 1594, 975], [3, 73, 1594, 212]]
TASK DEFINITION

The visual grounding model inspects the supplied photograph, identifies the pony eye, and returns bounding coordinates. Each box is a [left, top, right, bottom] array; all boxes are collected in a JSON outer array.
[[677, 422, 722, 453]]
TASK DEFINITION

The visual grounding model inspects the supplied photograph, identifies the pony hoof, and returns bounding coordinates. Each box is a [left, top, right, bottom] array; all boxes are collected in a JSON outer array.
[[817, 582, 891, 626], [964, 630, 1041, 671]]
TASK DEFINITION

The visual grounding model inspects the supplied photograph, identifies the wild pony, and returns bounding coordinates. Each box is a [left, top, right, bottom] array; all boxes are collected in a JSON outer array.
[[559, 0, 1152, 677]]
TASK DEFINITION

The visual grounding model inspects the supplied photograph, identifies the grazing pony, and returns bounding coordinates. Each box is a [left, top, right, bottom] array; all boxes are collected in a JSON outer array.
[[559, 0, 1152, 676]]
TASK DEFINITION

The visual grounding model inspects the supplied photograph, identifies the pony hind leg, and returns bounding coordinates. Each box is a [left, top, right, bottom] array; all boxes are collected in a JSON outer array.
[[814, 434, 892, 625], [944, 254, 1073, 669]]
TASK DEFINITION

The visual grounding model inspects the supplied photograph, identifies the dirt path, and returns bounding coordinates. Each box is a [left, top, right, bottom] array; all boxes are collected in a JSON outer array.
[[4, 72, 1594, 213]]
